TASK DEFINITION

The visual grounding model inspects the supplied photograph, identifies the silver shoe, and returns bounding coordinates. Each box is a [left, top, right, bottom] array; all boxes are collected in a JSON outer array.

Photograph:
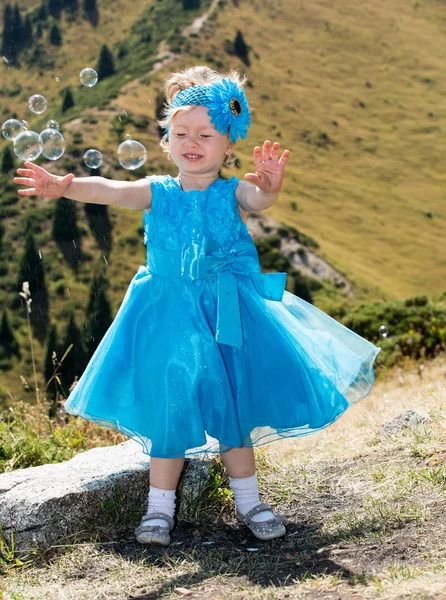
[[236, 503, 286, 541], [135, 512, 175, 547]]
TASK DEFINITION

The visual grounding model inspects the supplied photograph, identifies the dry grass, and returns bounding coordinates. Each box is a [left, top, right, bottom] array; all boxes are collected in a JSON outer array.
[[1, 356, 445, 599]]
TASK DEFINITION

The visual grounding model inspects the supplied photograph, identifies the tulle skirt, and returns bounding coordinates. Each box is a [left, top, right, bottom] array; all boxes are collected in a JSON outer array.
[[64, 260, 380, 459]]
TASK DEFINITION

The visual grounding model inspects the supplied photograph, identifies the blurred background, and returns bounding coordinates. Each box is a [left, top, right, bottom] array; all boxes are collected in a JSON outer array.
[[0, 0, 445, 417]]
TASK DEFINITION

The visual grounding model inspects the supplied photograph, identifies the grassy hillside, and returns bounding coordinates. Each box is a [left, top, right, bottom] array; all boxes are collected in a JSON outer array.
[[1, 0, 445, 299], [1, 0, 446, 404]]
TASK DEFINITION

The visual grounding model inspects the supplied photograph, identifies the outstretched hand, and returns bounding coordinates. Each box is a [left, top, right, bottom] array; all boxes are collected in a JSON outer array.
[[13, 161, 75, 198], [244, 140, 290, 193]]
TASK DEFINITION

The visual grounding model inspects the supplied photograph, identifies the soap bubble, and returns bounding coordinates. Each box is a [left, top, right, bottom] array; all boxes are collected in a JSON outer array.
[[83, 148, 103, 169], [46, 120, 60, 130], [2, 118, 23, 140], [117, 137, 147, 170], [39, 128, 65, 161], [13, 130, 43, 161], [379, 325, 389, 339], [28, 94, 48, 115], [80, 68, 98, 87]]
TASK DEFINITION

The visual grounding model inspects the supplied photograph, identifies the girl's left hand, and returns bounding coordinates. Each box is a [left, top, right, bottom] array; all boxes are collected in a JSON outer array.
[[244, 140, 290, 193]]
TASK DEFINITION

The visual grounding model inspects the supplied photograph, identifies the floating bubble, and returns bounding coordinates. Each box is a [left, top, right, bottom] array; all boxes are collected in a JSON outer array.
[[28, 94, 48, 115], [2, 118, 23, 140], [80, 68, 98, 88], [39, 128, 65, 161], [13, 130, 43, 161], [46, 120, 60, 130], [83, 148, 103, 169], [379, 325, 389, 339], [117, 137, 147, 170]]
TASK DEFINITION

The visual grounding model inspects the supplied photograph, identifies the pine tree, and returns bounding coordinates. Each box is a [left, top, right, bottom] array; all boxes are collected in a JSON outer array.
[[52, 196, 82, 269], [62, 0, 78, 13], [96, 44, 115, 80], [61, 87, 75, 112], [233, 30, 250, 66], [182, 0, 200, 9], [48, 0, 62, 19], [49, 22, 62, 45], [22, 14, 33, 48], [17, 232, 47, 303], [1, 3, 24, 61], [0, 310, 20, 358], [52, 197, 80, 242], [84, 201, 112, 251], [13, 4, 24, 50], [16, 231, 50, 338], [85, 272, 113, 358], [84, 0, 96, 9], [1, 4, 13, 58], [1, 146, 15, 174], [37, 3, 48, 20], [59, 309, 88, 394]]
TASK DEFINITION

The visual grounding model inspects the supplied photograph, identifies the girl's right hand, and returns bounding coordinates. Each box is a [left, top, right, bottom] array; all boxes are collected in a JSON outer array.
[[13, 161, 75, 198]]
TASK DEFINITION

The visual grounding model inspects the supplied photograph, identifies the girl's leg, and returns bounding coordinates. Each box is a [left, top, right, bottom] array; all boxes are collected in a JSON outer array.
[[150, 457, 185, 489], [220, 447, 275, 522], [143, 457, 185, 527], [220, 447, 255, 478]]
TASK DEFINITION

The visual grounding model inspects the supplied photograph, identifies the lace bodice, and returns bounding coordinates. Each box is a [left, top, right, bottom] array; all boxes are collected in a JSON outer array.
[[143, 175, 249, 255]]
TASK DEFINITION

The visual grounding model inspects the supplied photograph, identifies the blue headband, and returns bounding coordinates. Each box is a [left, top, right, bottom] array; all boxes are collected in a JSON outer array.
[[166, 78, 251, 144]]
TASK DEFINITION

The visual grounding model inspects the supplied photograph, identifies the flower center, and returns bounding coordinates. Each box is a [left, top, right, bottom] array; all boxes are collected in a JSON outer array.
[[229, 98, 241, 117]]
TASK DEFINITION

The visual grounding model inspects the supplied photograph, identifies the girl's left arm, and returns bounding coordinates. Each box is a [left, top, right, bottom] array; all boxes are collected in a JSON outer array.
[[236, 140, 290, 212]]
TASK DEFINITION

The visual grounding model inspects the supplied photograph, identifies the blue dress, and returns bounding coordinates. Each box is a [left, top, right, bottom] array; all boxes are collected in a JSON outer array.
[[64, 175, 380, 458]]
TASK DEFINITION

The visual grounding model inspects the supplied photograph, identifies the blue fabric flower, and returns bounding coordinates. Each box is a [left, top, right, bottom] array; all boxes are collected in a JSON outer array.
[[206, 78, 251, 143], [167, 79, 251, 143]]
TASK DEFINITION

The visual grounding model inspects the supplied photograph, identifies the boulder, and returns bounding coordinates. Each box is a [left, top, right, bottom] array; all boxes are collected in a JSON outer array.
[[378, 409, 432, 437], [0, 440, 211, 552]]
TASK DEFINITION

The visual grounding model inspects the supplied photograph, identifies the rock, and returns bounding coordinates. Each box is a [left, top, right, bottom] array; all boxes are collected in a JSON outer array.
[[0, 440, 212, 552], [246, 212, 351, 292], [378, 409, 432, 437]]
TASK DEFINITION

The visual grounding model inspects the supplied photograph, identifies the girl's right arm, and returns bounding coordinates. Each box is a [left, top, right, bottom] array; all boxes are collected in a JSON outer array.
[[13, 161, 152, 210]]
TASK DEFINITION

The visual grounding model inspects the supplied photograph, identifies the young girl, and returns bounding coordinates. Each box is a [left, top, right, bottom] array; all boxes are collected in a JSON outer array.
[[14, 66, 380, 547]]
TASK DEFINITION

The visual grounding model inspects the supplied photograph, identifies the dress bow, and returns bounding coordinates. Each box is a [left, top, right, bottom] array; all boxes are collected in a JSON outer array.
[[146, 235, 287, 349]]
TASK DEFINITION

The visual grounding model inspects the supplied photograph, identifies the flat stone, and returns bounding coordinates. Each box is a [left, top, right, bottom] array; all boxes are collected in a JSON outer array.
[[0, 440, 211, 551]]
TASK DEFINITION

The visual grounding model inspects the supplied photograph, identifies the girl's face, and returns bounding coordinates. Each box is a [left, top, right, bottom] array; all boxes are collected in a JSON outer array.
[[169, 106, 233, 176]]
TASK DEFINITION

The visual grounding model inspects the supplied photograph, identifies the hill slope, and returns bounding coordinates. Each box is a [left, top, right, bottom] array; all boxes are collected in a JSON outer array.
[[1, 0, 446, 300], [1, 0, 446, 404]]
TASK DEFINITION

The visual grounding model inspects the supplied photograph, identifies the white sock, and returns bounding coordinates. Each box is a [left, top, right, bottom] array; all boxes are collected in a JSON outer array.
[[144, 486, 176, 528], [229, 473, 275, 523]]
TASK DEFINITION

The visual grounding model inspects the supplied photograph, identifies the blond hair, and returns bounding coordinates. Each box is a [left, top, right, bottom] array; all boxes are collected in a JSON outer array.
[[158, 66, 248, 168]]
